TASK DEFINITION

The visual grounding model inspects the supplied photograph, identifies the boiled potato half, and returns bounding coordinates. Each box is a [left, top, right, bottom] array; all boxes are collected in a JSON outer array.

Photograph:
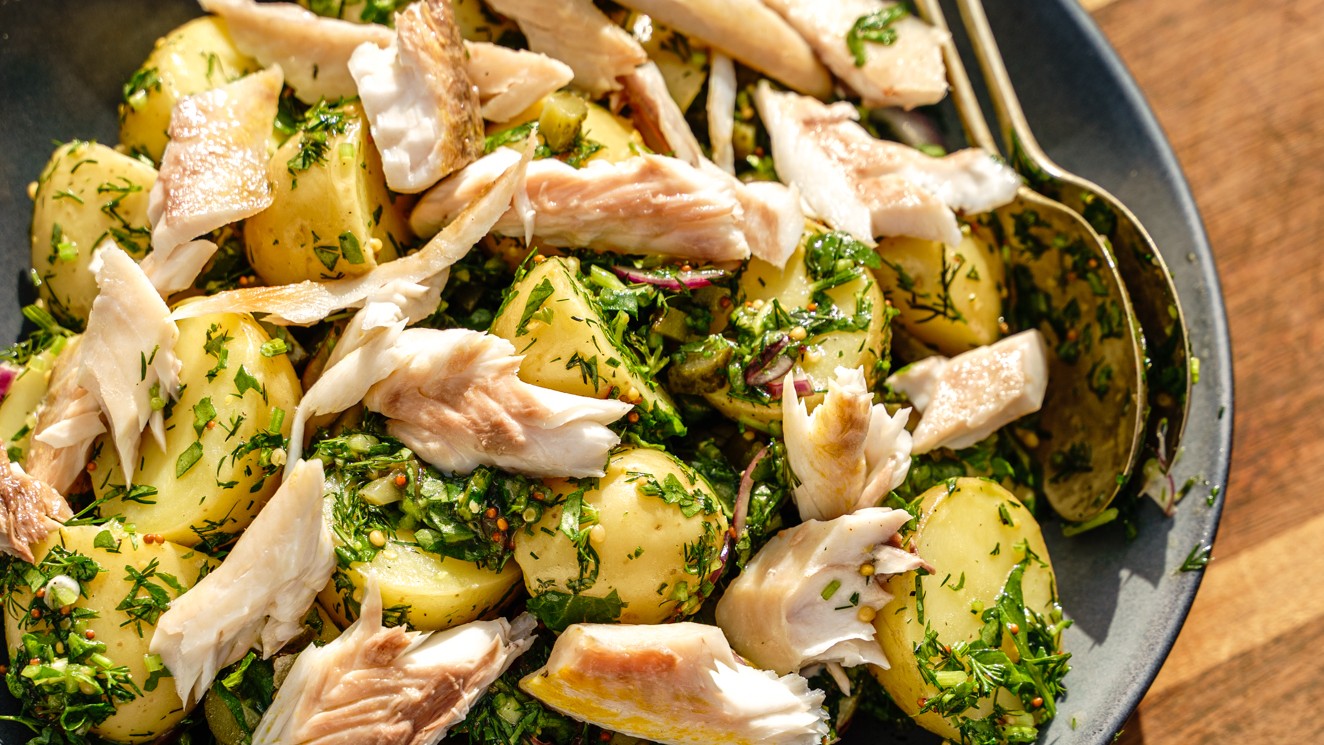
[[29, 142, 157, 325], [318, 528, 522, 632], [514, 447, 728, 624], [119, 16, 259, 162], [703, 238, 889, 432], [93, 312, 301, 547], [244, 102, 409, 286], [873, 231, 1005, 356], [3, 524, 216, 743], [872, 477, 1062, 740], [491, 256, 683, 439]]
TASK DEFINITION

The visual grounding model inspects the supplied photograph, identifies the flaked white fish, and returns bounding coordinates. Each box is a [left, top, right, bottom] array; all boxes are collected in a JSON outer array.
[[147, 66, 282, 256], [887, 329, 1049, 453], [412, 151, 757, 262], [348, 0, 483, 193], [75, 245, 181, 487], [706, 52, 737, 174], [609, 60, 804, 266], [621, 62, 705, 167], [782, 366, 911, 522], [754, 83, 1019, 247], [467, 42, 574, 124], [715, 508, 923, 681], [0, 451, 72, 563], [363, 329, 632, 478], [199, 0, 392, 102], [253, 581, 535, 745], [612, 0, 831, 98], [285, 297, 409, 474], [733, 180, 803, 269], [27, 337, 104, 494], [763, 0, 948, 109], [613, 63, 802, 266], [521, 622, 829, 745], [138, 239, 219, 298], [484, 0, 646, 96], [151, 459, 335, 705], [170, 143, 529, 326], [204, 0, 575, 123]]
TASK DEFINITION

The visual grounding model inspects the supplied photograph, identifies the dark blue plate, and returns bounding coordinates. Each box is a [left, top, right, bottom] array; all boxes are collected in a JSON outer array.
[[0, 1, 1232, 743]]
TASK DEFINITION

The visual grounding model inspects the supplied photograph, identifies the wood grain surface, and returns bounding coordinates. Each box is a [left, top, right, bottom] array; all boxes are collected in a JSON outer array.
[[1088, 0, 1324, 742]]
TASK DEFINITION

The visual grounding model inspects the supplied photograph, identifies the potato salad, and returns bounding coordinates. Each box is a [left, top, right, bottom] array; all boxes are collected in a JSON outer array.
[[1, 2, 1079, 745]]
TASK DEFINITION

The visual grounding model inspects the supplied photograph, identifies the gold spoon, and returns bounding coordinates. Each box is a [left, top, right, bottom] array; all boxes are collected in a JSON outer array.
[[914, 0, 1147, 522], [955, 0, 1192, 472]]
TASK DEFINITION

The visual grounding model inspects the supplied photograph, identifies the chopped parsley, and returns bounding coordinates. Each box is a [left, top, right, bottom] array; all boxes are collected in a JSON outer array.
[[286, 98, 353, 178], [846, 6, 910, 67]]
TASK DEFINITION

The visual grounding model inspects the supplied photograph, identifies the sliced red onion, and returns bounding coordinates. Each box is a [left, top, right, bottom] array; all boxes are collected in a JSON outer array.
[[612, 265, 728, 291], [744, 335, 793, 386], [762, 375, 814, 399], [870, 107, 944, 150], [733, 445, 769, 538], [0, 364, 18, 400]]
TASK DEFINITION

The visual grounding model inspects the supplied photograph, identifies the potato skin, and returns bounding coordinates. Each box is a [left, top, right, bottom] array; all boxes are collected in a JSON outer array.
[[513, 447, 728, 624], [244, 103, 409, 286], [703, 239, 890, 432], [873, 232, 1005, 356], [92, 313, 301, 547], [29, 142, 157, 325], [318, 529, 522, 632], [118, 17, 259, 163], [871, 477, 1059, 740], [3, 525, 216, 744]]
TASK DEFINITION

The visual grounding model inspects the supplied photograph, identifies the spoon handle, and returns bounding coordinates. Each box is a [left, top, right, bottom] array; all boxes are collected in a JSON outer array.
[[911, 0, 998, 155]]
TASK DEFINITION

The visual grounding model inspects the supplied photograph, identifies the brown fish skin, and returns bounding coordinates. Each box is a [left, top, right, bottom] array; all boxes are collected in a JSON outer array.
[[396, 0, 483, 183], [0, 450, 72, 563], [350, 0, 482, 194]]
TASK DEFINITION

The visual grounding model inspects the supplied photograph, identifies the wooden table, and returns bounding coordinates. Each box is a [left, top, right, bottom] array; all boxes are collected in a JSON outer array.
[[1083, 0, 1324, 741]]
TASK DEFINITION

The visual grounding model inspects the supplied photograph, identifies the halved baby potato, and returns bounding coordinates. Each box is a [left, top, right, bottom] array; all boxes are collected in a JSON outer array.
[[873, 231, 1005, 356], [318, 528, 522, 632], [118, 16, 259, 163], [2, 524, 216, 744], [702, 239, 889, 433], [92, 312, 301, 548], [244, 102, 409, 286], [29, 142, 157, 325], [514, 447, 728, 624], [871, 477, 1062, 740]]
